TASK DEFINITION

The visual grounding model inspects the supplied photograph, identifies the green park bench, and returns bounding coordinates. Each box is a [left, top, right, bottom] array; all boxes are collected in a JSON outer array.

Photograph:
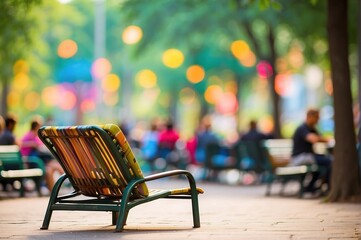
[[263, 139, 319, 198], [0, 145, 45, 197]]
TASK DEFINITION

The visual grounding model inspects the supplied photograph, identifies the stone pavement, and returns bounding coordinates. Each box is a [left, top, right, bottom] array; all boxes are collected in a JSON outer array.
[[0, 179, 360, 240]]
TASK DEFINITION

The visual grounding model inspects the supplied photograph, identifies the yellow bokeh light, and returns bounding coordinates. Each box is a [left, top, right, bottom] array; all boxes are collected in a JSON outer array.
[[91, 58, 112, 79], [13, 73, 30, 91], [103, 92, 118, 106], [102, 73, 121, 92], [58, 39, 78, 58], [162, 48, 184, 68], [42, 86, 59, 106], [186, 65, 205, 84], [7, 91, 21, 107], [230, 40, 250, 59], [24, 92, 40, 111], [13, 60, 29, 74], [122, 25, 143, 45], [136, 69, 157, 88], [204, 85, 223, 104], [179, 87, 196, 105]]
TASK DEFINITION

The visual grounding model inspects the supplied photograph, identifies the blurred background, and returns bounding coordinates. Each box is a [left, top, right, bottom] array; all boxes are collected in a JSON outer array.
[[0, 0, 359, 140]]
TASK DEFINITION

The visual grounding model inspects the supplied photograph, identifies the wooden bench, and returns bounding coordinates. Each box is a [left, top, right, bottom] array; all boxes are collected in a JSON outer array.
[[263, 139, 318, 198], [0, 145, 45, 197]]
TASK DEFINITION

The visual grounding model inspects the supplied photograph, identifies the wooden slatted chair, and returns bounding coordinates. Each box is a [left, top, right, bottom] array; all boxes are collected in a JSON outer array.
[[38, 124, 203, 232]]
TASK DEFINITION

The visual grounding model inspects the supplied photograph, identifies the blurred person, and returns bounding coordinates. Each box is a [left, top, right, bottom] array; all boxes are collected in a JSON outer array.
[[240, 120, 270, 141], [20, 117, 64, 191], [195, 117, 219, 164], [141, 120, 160, 171], [156, 118, 180, 169], [158, 118, 180, 153], [290, 108, 332, 193], [0, 114, 19, 145]]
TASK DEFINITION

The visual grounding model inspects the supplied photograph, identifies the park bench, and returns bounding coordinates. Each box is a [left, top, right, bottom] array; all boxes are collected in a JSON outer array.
[[0, 145, 45, 197], [263, 139, 319, 198]]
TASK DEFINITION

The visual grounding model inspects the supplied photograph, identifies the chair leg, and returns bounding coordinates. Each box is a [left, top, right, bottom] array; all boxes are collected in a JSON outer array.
[[19, 179, 25, 197], [40, 174, 67, 230], [191, 190, 200, 228], [115, 209, 129, 232], [112, 211, 118, 225]]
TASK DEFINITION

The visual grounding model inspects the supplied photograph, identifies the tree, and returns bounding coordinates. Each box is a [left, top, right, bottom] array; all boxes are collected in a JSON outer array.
[[0, 0, 41, 116], [326, 0, 361, 202]]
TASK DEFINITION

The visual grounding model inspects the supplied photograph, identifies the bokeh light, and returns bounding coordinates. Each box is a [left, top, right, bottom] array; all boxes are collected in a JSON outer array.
[[256, 61, 273, 79], [162, 48, 184, 68], [103, 92, 118, 106], [186, 65, 205, 84], [179, 87, 196, 105], [122, 25, 143, 45], [230, 40, 256, 67], [91, 58, 112, 79], [215, 92, 238, 114], [204, 85, 223, 104], [230, 40, 249, 59], [13, 73, 30, 91], [13, 60, 29, 74], [136, 69, 157, 88], [304, 65, 323, 90], [58, 90, 77, 110], [81, 99, 96, 112], [24, 92, 40, 111], [102, 73, 121, 92], [42, 86, 59, 106], [275, 74, 291, 96], [57, 39, 78, 58], [288, 46, 304, 68], [7, 91, 21, 107]]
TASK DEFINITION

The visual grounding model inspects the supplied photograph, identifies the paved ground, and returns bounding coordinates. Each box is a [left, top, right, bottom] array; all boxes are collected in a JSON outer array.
[[0, 179, 360, 240]]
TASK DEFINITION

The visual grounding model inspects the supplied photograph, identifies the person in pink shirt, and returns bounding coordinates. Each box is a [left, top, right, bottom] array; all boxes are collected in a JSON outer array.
[[20, 117, 64, 191], [158, 119, 179, 151]]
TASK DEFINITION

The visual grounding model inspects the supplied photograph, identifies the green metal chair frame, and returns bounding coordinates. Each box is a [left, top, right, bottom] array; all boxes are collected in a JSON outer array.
[[38, 124, 203, 232]]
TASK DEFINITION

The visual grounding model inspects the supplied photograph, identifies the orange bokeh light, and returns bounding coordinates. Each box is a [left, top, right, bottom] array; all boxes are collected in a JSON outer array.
[[42, 86, 59, 106], [186, 65, 205, 84], [57, 39, 78, 59], [204, 85, 223, 104]]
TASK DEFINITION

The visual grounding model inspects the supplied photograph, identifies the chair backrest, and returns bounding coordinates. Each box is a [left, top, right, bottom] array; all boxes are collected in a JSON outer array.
[[0, 145, 24, 171], [38, 124, 149, 198]]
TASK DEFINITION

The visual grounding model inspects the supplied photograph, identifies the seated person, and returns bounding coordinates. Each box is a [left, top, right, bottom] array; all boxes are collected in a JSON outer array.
[[20, 117, 64, 191], [240, 120, 269, 141], [0, 114, 19, 145], [290, 109, 332, 193]]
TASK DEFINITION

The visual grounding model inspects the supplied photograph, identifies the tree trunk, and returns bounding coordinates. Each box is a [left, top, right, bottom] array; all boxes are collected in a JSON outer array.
[[0, 79, 8, 116], [327, 0, 361, 202], [267, 27, 281, 138]]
